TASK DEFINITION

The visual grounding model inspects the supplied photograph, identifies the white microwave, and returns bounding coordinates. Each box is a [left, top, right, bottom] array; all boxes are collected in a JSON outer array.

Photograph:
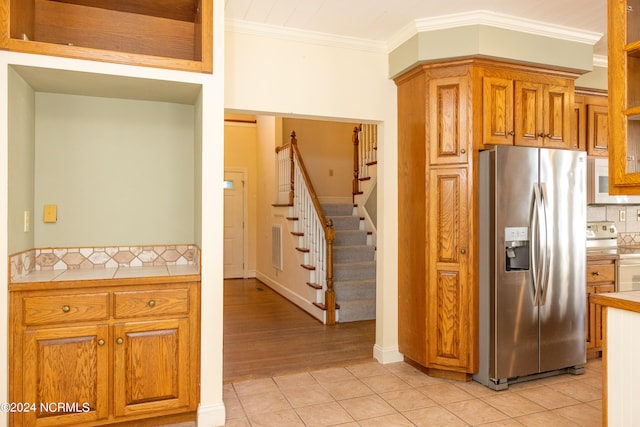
[[588, 158, 640, 204]]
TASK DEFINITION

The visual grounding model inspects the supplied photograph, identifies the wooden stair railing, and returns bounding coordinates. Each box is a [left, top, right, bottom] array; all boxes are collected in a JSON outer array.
[[275, 131, 337, 325], [352, 124, 378, 201]]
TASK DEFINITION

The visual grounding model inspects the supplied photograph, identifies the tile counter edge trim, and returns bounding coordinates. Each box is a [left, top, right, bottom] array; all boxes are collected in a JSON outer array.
[[10, 244, 201, 282]]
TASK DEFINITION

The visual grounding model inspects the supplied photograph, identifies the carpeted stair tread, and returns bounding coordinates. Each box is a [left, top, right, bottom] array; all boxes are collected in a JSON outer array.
[[338, 299, 376, 322]]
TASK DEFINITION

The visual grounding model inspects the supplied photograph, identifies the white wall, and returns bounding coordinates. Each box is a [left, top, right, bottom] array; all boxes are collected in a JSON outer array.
[[225, 27, 402, 363]]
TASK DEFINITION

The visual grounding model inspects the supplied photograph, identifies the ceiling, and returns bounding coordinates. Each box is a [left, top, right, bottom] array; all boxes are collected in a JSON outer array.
[[225, 0, 607, 57]]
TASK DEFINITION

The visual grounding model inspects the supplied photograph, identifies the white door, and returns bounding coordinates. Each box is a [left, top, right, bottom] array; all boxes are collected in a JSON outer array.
[[224, 170, 245, 278]]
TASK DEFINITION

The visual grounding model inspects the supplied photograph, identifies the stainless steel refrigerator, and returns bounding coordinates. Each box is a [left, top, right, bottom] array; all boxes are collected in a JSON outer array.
[[474, 146, 586, 390]]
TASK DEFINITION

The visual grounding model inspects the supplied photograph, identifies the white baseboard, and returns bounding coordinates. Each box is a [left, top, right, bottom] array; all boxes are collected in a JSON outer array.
[[197, 402, 226, 427], [256, 272, 325, 322], [373, 344, 404, 364]]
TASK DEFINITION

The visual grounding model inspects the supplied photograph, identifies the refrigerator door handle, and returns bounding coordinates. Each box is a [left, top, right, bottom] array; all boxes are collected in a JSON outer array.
[[539, 182, 550, 306], [531, 183, 544, 305]]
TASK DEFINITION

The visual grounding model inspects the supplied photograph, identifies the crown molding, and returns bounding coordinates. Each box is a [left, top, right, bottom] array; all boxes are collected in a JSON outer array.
[[388, 10, 603, 52], [225, 19, 387, 53], [593, 54, 608, 68]]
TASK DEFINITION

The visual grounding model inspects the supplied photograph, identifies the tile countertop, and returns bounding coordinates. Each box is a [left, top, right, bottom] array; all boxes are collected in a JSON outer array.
[[11, 264, 200, 284]]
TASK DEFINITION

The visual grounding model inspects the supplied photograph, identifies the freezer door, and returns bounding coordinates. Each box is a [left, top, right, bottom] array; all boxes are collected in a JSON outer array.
[[494, 146, 540, 380], [538, 148, 586, 372]]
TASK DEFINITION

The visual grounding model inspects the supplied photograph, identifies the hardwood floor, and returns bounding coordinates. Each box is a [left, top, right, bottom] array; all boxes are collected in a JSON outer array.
[[223, 278, 376, 383]]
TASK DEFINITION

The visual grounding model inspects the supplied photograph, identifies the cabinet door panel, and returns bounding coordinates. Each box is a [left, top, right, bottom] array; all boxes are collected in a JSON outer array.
[[113, 319, 190, 417], [543, 85, 572, 148], [483, 77, 514, 145], [514, 81, 544, 146], [429, 75, 469, 164], [428, 168, 470, 370], [22, 325, 109, 426], [587, 104, 609, 156]]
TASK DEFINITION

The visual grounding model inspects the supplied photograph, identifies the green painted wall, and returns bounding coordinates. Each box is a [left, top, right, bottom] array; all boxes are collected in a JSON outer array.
[[34, 93, 196, 247], [8, 67, 36, 254]]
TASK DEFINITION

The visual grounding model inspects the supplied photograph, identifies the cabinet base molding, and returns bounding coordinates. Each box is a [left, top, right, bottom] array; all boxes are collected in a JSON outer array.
[[404, 357, 473, 382], [111, 411, 196, 426]]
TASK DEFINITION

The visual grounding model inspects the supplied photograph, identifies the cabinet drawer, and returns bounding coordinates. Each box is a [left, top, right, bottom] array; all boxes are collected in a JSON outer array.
[[22, 293, 110, 325], [114, 288, 190, 318], [586, 263, 615, 283]]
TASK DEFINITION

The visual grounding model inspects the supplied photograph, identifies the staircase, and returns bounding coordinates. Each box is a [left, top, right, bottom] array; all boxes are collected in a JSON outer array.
[[323, 203, 376, 322]]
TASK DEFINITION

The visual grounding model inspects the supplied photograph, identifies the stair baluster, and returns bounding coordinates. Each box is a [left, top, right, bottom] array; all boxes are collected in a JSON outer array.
[[288, 131, 336, 324]]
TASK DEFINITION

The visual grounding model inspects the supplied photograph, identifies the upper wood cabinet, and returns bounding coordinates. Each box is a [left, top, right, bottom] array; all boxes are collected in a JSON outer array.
[[483, 74, 573, 149], [608, 0, 640, 192], [0, 0, 212, 73], [574, 91, 609, 157], [429, 75, 471, 165]]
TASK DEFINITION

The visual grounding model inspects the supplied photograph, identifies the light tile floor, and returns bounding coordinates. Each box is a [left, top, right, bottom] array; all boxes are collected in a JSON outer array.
[[221, 358, 603, 427]]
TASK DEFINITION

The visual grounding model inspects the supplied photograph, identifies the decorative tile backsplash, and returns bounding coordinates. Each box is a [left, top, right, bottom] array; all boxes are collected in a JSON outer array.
[[10, 244, 200, 282], [618, 233, 640, 246]]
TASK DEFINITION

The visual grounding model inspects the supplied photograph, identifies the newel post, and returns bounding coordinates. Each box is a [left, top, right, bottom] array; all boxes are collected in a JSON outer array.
[[325, 218, 336, 325], [352, 126, 360, 200], [289, 131, 297, 205]]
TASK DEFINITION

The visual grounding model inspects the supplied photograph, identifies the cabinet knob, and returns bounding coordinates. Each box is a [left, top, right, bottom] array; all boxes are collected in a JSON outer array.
[[62, 305, 70, 313], [593, 271, 600, 276], [460, 249, 466, 254], [546, 133, 552, 138], [97, 339, 105, 346], [116, 338, 124, 344], [148, 300, 156, 307], [538, 133, 546, 138], [460, 149, 466, 154], [508, 131, 515, 136]]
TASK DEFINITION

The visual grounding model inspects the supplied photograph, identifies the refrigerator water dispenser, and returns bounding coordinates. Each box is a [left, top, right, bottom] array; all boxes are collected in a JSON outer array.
[[505, 227, 529, 271]]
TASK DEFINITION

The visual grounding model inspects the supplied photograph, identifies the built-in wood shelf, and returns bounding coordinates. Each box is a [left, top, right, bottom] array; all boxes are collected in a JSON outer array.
[[0, 0, 212, 73]]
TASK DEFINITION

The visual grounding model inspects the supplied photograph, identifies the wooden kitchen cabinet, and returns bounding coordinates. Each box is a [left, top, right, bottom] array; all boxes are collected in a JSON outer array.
[[574, 90, 609, 156], [397, 60, 477, 380], [483, 74, 573, 149], [586, 256, 616, 356], [396, 58, 579, 380], [428, 166, 472, 370], [9, 278, 200, 427], [607, 0, 640, 191], [0, 0, 212, 73]]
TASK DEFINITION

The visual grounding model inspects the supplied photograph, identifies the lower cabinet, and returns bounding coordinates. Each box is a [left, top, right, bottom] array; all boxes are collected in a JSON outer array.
[[586, 256, 616, 356], [9, 279, 200, 427]]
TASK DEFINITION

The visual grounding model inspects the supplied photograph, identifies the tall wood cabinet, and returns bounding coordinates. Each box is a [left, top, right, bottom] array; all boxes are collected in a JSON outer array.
[[396, 58, 578, 379], [9, 278, 200, 427]]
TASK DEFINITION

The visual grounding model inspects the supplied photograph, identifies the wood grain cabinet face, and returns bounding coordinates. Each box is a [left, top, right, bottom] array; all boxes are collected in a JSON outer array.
[[586, 258, 616, 354], [428, 167, 471, 370], [10, 281, 200, 427], [429, 76, 470, 165], [113, 319, 190, 417], [22, 325, 109, 426], [0, 0, 213, 72], [587, 103, 609, 156], [483, 76, 573, 149]]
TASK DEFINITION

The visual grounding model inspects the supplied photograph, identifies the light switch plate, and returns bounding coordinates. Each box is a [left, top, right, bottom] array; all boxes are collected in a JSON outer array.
[[43, 204, 57, 223]]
